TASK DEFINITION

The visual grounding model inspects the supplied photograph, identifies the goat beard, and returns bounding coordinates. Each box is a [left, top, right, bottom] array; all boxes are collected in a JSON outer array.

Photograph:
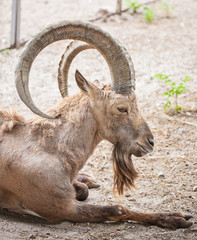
[[111, 142, 138, 196]]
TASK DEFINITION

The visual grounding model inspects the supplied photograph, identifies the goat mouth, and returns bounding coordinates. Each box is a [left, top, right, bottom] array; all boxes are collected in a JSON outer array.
[[136, 143, 151, 154]]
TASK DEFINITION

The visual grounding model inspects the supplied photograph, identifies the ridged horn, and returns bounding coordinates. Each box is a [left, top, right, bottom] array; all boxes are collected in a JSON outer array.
[[15, 21, 135, 119], [58, 41, 93, 98]]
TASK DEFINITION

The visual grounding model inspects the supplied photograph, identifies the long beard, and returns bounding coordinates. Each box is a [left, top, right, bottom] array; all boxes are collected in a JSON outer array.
[[111, 142, 138, 196]]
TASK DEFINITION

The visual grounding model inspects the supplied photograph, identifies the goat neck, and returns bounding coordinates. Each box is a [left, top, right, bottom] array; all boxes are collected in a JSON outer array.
[[30, 93, 101, 181]]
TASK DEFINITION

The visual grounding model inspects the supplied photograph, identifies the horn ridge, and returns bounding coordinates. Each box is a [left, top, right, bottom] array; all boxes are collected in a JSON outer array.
[[58, 41, 93, 98], [15, 21, 135, 119]]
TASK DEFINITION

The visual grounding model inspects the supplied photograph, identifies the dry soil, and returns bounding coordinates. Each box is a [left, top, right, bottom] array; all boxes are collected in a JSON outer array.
[[0, 0, 197, 239]]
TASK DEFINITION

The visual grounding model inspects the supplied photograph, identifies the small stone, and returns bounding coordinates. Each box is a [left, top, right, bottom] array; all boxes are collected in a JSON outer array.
[[177, 128, 183, 134], [110, 233, 115, 238], [186, 112, 192, 116], [193, 186, 197, 192], [128, 198, 136, 202], [29, 234, 36, 239], [180, 22, 185, 27], [158, 172, 165, 178]]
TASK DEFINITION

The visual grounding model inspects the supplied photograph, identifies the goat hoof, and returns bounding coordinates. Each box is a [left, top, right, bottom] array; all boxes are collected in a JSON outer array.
[[87, 182, 100, 188], [154, 212, 193, 229], [77, 173, 100, 189], [184, 214, 193, 220]]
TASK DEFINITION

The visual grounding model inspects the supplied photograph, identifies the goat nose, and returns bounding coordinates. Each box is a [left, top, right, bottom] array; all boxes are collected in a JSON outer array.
[[148, 138, 154, 147]]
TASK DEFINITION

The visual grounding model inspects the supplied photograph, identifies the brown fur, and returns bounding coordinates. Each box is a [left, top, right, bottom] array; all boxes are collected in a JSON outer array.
[[112, 142, 138, 196], [0, 110, 25, 132], [0, 72, 193, 229]]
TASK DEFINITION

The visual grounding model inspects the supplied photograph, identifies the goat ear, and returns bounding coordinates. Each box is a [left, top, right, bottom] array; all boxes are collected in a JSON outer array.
[[75, 70, 100, 97]]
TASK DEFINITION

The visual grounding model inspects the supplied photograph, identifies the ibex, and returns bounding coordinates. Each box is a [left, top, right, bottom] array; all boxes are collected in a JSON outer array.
[[0, 21, 193, 229]]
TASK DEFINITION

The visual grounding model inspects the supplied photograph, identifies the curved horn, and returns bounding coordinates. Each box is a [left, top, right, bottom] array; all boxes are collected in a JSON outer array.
[[58, 41, 93, 98], [15, 21, 135, 119]]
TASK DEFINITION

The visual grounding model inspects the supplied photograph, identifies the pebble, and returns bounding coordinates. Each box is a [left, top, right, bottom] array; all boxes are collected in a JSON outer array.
[[177, 128, 183, 134], [193, 186, 197, 192], [128, 198, 136, 202], [29, 234, 36, 239], [180, 22, 185, 27], [158, 172, 165, 178], [186, 112, 192, 116], [110, 233, 116, 238]]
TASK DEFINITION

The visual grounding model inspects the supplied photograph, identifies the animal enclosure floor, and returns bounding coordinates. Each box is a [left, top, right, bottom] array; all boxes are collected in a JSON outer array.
[[0, 0, 197, 239]]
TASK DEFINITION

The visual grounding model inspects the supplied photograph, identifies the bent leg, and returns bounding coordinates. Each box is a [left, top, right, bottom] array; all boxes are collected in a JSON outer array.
[[0, 189, 40, 216], [73, 181, 89, 201], [77, 173, 100, 189], [0, 189, 21, 212]]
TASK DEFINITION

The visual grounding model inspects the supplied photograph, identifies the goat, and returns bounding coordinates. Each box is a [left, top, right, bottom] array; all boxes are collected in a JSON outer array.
[[0, 21, 192, 228]]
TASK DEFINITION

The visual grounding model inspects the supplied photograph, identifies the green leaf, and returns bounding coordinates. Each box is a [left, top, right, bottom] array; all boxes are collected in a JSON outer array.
[[165, 79, 171, 83], [124, 0, 143, 12], [0, 48, 10, 54], [153, 74, 171, 82], [163, 92, 170, 96], [182, 76, 191, 83], [164, 101, 171, 111], [162, 2, 169, 8], [154, 73, 164, 79], [144, 6, 154, 22], [160, 2, 175, 17], [176, 106, 182, 111], [169, 89, 175, 94]]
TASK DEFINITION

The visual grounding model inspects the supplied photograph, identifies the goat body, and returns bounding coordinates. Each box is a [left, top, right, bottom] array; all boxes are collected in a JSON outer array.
[[0, 93, 97, 214], [0, 72, 192, 228]]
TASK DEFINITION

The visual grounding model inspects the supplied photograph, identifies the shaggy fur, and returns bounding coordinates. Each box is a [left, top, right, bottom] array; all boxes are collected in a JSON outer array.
[[112, 142, 138, 196]]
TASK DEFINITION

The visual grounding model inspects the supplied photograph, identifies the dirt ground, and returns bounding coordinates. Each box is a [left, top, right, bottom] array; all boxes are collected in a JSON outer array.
[[0, 0, 197, 239]]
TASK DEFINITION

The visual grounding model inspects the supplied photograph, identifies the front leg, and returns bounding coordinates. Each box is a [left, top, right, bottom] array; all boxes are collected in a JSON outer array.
[[66, 202, 193, 229]]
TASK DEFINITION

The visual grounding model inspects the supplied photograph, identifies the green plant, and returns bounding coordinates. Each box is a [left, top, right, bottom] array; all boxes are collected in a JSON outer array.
[[152, 74, 191, 114], [143, 6, 154, 22], [0, 48, 10, 54], [160, 2, 175, 18], [124, 0, 143, 13]]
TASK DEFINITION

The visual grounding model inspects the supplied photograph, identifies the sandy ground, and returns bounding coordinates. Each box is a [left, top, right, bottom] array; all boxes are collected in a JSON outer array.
[[0, 0, 197, 239]]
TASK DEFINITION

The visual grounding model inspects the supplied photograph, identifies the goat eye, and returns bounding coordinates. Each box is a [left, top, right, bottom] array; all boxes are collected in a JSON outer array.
[[117, 108, 128, 113]]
